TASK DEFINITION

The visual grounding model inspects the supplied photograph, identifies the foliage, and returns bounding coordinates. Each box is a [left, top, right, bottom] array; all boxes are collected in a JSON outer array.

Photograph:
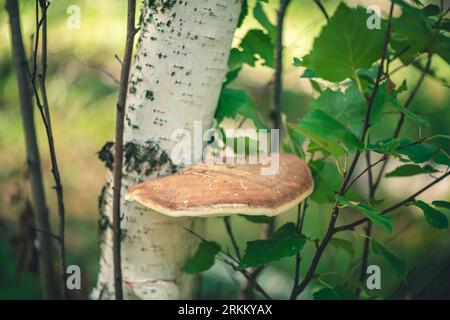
[[203, 0, 450, 301]]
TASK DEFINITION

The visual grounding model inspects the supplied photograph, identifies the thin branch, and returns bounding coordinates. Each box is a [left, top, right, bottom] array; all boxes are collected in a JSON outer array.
[[266, 0, 292, 241], [111, 0, 137, 300], [6, 0, 60, 300], [290, 199, 308, 300], [335, 171, 450, 233], [223, 217, 241, 261], [185, 228, 272, 300], [312, 0, 329, 21]]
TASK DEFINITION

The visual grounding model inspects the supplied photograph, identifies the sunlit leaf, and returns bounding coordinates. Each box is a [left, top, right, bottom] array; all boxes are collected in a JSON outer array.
[[303, 3, 386, 82]]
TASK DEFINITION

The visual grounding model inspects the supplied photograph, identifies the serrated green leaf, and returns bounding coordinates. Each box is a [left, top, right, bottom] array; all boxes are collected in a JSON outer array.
[[330, 238, 355, 257], [385, 164, 438, 178], [303, 3, 386, 82], [240, 223, 307, 268], [372, 239, 407, 279], [391, 4, 449, 64], [308, 84, 365, 135], [215, 88, 266, 129], [336, 195, 392, 233], [185, 241, 221, 274], [414, 200, 448, 229], [239, 29, 275, 68], [293, 109, 363, 156]]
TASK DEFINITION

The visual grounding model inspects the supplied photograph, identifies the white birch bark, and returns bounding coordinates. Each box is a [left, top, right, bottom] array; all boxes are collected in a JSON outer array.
[[92, 0, 241, 300]]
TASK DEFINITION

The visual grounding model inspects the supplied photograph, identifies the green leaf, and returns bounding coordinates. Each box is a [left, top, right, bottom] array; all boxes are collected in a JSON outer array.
[[293, 109, 363, 156], [215, 88, 266, 128], [422, 4, 440, 16], [185, 241, 221, 274], [432, 201, 450, 210], [385, 164, 438, 178], [240, 215, 271, 224], [371, 82, 392, 124], [389, 98, 430, 127], [303, 3, 386, 82], [313, 287, 339, 300], [240, 223, 307, 268], [301, 69, 317, 78], [253, 1, 276, 43], [309, 79, 322, 93], [237, 0, 248, 28], [310, 160, 341, 203], [293, 57, 302, 67], [368, 138, 403, 157], [330, 238, 355, 257], [313, 285, 354, 300], [432, 150, 450, 166], [336, 195, 392, 233], [397, 139, 439, 163], [308, 84, 365, 135], [225, 48, 243, 85], [391, 4, 449, 64], [414, 200, 448, 229], [239, 29, 275, 68], [313, 288, 339, 300], [372, 239, 407, 279]]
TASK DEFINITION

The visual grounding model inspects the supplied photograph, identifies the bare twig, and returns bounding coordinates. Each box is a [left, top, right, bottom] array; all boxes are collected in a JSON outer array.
[[35, 0, 68, 299], [6, 0, 60, 300], [111, 0, 137, 300], [223, 217, 241, 261], [312, 0, 329, 21]]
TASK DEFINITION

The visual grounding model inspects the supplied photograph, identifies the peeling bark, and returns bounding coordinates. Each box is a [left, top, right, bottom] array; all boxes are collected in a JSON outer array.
[[93, 0, 241, 299]]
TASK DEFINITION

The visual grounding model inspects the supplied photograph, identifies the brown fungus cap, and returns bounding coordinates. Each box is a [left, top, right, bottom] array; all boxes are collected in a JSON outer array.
[[125, 153, 314, 217]]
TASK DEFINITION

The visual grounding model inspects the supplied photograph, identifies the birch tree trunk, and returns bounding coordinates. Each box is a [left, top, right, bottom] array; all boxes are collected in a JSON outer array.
[[92, 0, 241, 300]]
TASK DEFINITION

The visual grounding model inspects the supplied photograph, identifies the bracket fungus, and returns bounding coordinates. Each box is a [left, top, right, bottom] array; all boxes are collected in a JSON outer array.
[[125, 153, 314, 217]]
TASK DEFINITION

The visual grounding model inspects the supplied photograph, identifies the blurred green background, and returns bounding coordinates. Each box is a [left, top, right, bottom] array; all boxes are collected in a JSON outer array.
[[0, 0, 449, 299]]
